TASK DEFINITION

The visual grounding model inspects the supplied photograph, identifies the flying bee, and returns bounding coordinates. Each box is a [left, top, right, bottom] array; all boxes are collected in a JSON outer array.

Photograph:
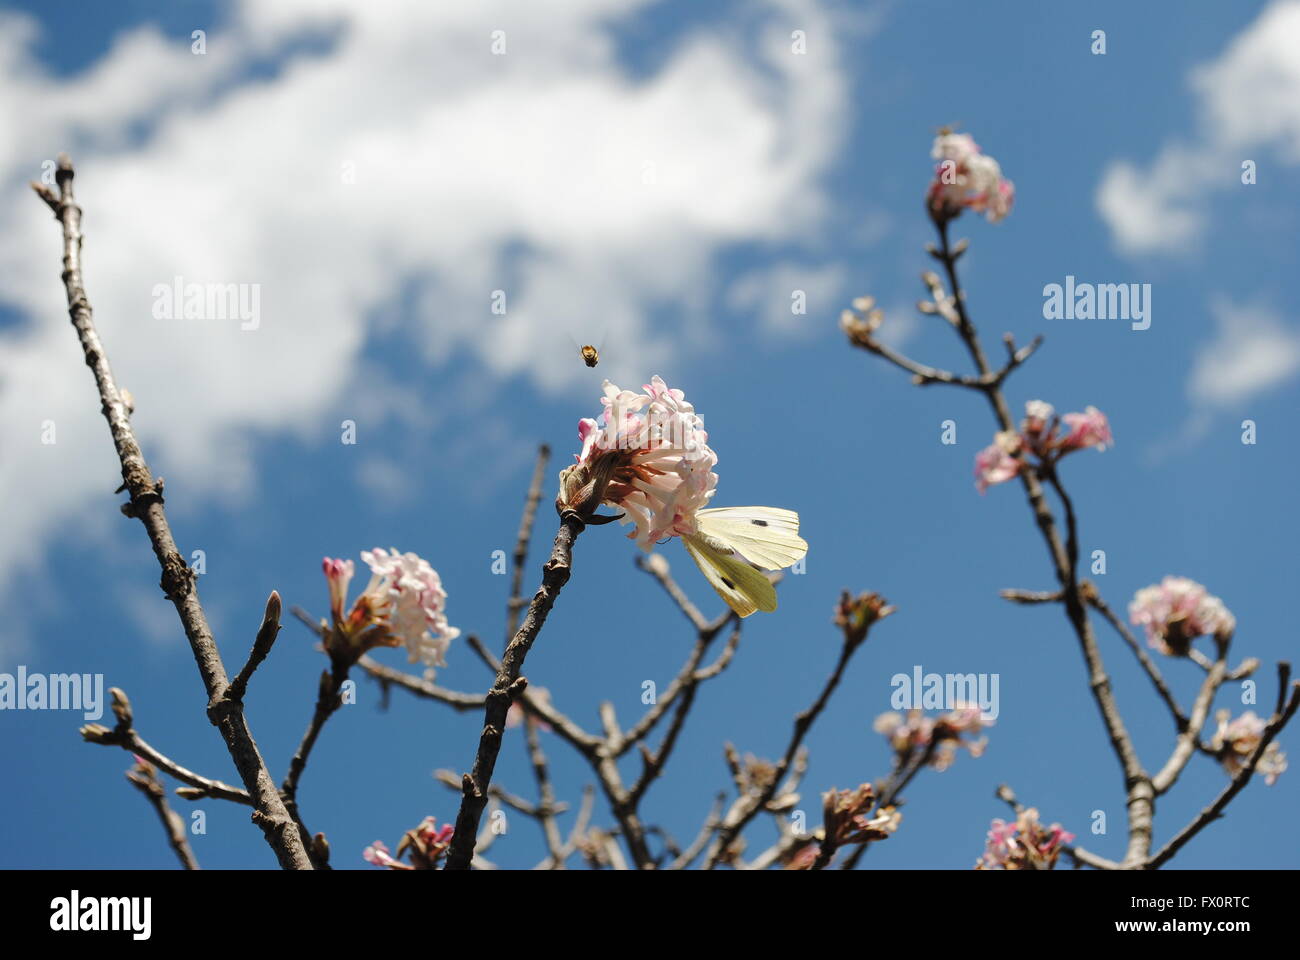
[[568, 331, 606, 369]]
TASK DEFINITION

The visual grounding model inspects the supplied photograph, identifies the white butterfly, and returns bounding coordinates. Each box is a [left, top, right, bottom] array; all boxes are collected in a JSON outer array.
[[681, 507, 808, 618]]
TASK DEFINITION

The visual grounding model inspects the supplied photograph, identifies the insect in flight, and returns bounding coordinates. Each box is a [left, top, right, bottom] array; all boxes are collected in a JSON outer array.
[[568, 331, 606, 369], [680, 506, 808, 617]]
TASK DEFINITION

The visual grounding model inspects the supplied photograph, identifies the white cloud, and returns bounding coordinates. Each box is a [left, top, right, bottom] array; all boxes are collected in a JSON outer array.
[[0, 0, 856, 637], [1143, 297, 1300, 464], [727, 261, 846, 338], [1189, 299, 1300, 407], [1094, 154, 1205, 256], [1096, 0, 1300, 255]]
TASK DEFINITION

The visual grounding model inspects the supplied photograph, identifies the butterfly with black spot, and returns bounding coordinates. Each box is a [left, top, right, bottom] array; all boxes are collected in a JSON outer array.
[[680, 507, 808, 617]]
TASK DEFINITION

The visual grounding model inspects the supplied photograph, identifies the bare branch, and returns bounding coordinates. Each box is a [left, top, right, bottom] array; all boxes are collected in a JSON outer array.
[[993, 783, 1121, 870], [635, 553, 710, 633], [667, 793, 727, 870], [434, 769, 567, 819], [125, 758, 200, 870], [706, 596, 890, 867], [356, 655, 486, 711], [1000, 588, 1062, 605], [505, 445, 551, 645], [445, 510, 586, 870], [1151, 655, 1227, 794], [38, 156, 310, 869], [81, 689, 249, 805]]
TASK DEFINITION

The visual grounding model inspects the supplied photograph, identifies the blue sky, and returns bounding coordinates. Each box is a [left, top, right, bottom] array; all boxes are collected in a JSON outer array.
[[1, 0, 1297, 870]]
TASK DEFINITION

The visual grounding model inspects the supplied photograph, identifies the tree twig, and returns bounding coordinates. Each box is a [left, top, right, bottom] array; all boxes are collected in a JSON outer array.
[[1147, 665, 1300, 868], [35, 156, 311, 869], [1085, 585, 1188, 731], [705, 600, 887, 867], [83, 713, 251, 806], [356, 655, 487, 711], [125, 758, 200, 870], [445, 510, 586, 870], [228, 591, 282, 703]]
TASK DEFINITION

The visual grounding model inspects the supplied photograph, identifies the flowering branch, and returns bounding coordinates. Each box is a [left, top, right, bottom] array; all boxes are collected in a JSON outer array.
[[872, 226, 1151, 860], [845, 138, 1151, 862], [837, 734, 941, 870], [844, 128, 1297, 869], [1148, 666, 1299, 866], [34, 156, 312, 870], [994, 783, 1118, 870]]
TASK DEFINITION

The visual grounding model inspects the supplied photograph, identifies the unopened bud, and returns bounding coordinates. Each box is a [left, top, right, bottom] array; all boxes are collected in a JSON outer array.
[[109, 688, 133, 728], [80, 723, 114, 744]]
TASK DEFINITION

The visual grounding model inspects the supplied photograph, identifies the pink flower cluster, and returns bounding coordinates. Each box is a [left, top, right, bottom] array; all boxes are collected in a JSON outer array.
[[975, 400, 1113, 493], [363, 816, 456, 870], [927, 131, 1015, 224], [976, 808, 1074, 870], [873, 705, 993, 772], [974, 432, 1023, 494], [322, 548, 460, 673], [568, 376, 718, 548], [1210, 710, 1287, 785], [1128, 575, 1235, 656]]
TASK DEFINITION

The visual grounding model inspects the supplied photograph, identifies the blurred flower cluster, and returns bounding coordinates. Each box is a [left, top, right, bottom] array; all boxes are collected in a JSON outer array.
[[874, 704, 993, 772], [927, 130, 1015, 224], [975, 808, 1074, 870], [1128, 575, 1235, 656], [834, 590, 895, 645], [975, 400, 1113, 493], [363, 816, 456, 870], [1210, 710, 1287, 785]]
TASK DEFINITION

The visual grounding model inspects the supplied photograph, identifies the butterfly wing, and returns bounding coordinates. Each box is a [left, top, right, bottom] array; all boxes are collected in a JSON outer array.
[[695, 507, 808, 571], [682, 533, 777, 618]]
